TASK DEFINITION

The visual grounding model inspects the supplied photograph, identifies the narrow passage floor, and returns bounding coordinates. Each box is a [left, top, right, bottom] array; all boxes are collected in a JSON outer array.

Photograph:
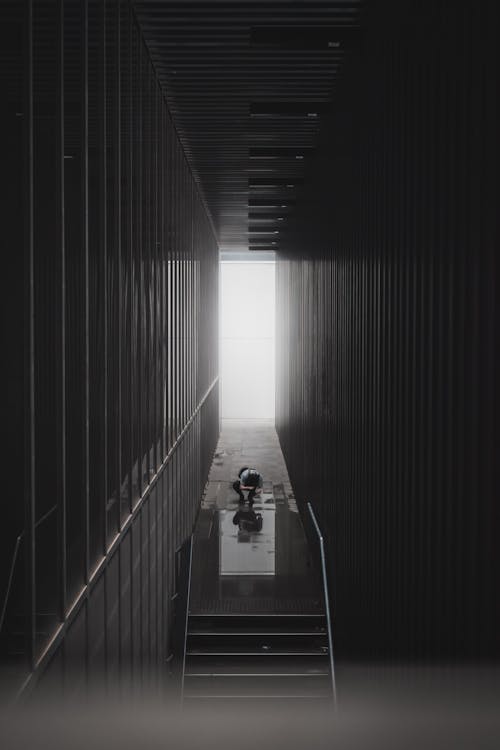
[[190, 419, 323, 614]]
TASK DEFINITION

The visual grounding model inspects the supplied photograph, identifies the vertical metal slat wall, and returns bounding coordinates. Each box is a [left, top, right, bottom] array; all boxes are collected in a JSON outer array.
[[0, 0, 219, 697], [276, 0, 498, 664]]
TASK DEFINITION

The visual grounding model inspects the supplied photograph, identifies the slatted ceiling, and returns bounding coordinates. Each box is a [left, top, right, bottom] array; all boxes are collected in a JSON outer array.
[[251, 27, 356, 48], [134, 1, 362, 254]]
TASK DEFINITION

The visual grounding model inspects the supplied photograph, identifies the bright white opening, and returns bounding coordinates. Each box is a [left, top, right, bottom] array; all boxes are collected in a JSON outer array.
[[220, 261, 275, 419]]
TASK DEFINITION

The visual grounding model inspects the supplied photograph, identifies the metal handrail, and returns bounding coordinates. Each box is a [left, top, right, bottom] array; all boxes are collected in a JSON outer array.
[[306, 502, 337, 707], [0, 504, 58, 637], [0, 536, 22, 636], [180, 535, 194, 708]]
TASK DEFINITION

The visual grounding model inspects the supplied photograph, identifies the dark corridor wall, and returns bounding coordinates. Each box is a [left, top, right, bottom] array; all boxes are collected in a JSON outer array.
[[1, 2, 219, 696], [276, 0, 498, 663]]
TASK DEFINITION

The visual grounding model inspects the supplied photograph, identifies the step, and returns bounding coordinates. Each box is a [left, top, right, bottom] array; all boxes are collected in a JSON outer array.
[[187, 613, 327, 631], [186, 632, 328, 652], [188, 627, 327, 637], [183, 673, 332, 698], [182, 695, 333, 708], [187, 646, 328, 657], [184, 653, 329, 675]]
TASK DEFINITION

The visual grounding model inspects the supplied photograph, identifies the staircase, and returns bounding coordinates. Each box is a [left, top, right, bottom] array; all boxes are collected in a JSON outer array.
[[182, 612, 333, 706]]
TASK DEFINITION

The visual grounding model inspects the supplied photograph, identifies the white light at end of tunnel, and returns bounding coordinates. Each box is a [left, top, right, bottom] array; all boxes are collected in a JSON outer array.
[[220, 260, 276, 420]]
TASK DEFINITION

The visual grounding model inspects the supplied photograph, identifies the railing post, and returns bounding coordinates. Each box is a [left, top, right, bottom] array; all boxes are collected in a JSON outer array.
[[307, 502, 337, 708], [180, 537, 193, 708]]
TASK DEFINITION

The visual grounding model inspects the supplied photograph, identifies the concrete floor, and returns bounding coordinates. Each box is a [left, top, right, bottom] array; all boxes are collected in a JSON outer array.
[[190, 419, 322, 614], [202, 419, 297, 512]]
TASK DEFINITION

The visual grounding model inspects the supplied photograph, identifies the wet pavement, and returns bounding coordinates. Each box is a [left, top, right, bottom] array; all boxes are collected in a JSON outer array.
[[190, 420, 323, 614]]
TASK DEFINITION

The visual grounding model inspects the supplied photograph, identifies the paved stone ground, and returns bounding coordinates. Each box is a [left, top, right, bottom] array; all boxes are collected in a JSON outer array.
[[202, 419, 297, 512], [191, 418, 322, 614]]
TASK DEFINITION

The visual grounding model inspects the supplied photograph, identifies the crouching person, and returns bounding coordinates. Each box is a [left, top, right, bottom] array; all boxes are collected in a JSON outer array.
[[232, 466, 263, 504]]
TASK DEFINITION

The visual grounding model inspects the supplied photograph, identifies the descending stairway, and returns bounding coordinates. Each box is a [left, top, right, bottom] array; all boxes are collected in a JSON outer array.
[[182, 612, 333, 705]]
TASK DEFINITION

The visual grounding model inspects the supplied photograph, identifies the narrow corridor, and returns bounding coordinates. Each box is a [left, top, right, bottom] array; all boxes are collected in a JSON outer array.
[[0, 1, 498, 738]]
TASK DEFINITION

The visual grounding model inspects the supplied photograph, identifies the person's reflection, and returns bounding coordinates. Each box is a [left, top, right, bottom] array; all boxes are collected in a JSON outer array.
[[233, 506, 263, 539]]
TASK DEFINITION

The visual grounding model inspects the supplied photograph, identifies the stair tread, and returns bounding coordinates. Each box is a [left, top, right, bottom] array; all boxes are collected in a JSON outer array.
[[187, 649, 328, 655], [183, 693, 332, 699], [185, 672, 329, 677], [188, 614, 326, 620], [185, 654, 329, 673], [184, 609, 331, 700], [188, 630, 326, 636], [187, 635, 328, 649]]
